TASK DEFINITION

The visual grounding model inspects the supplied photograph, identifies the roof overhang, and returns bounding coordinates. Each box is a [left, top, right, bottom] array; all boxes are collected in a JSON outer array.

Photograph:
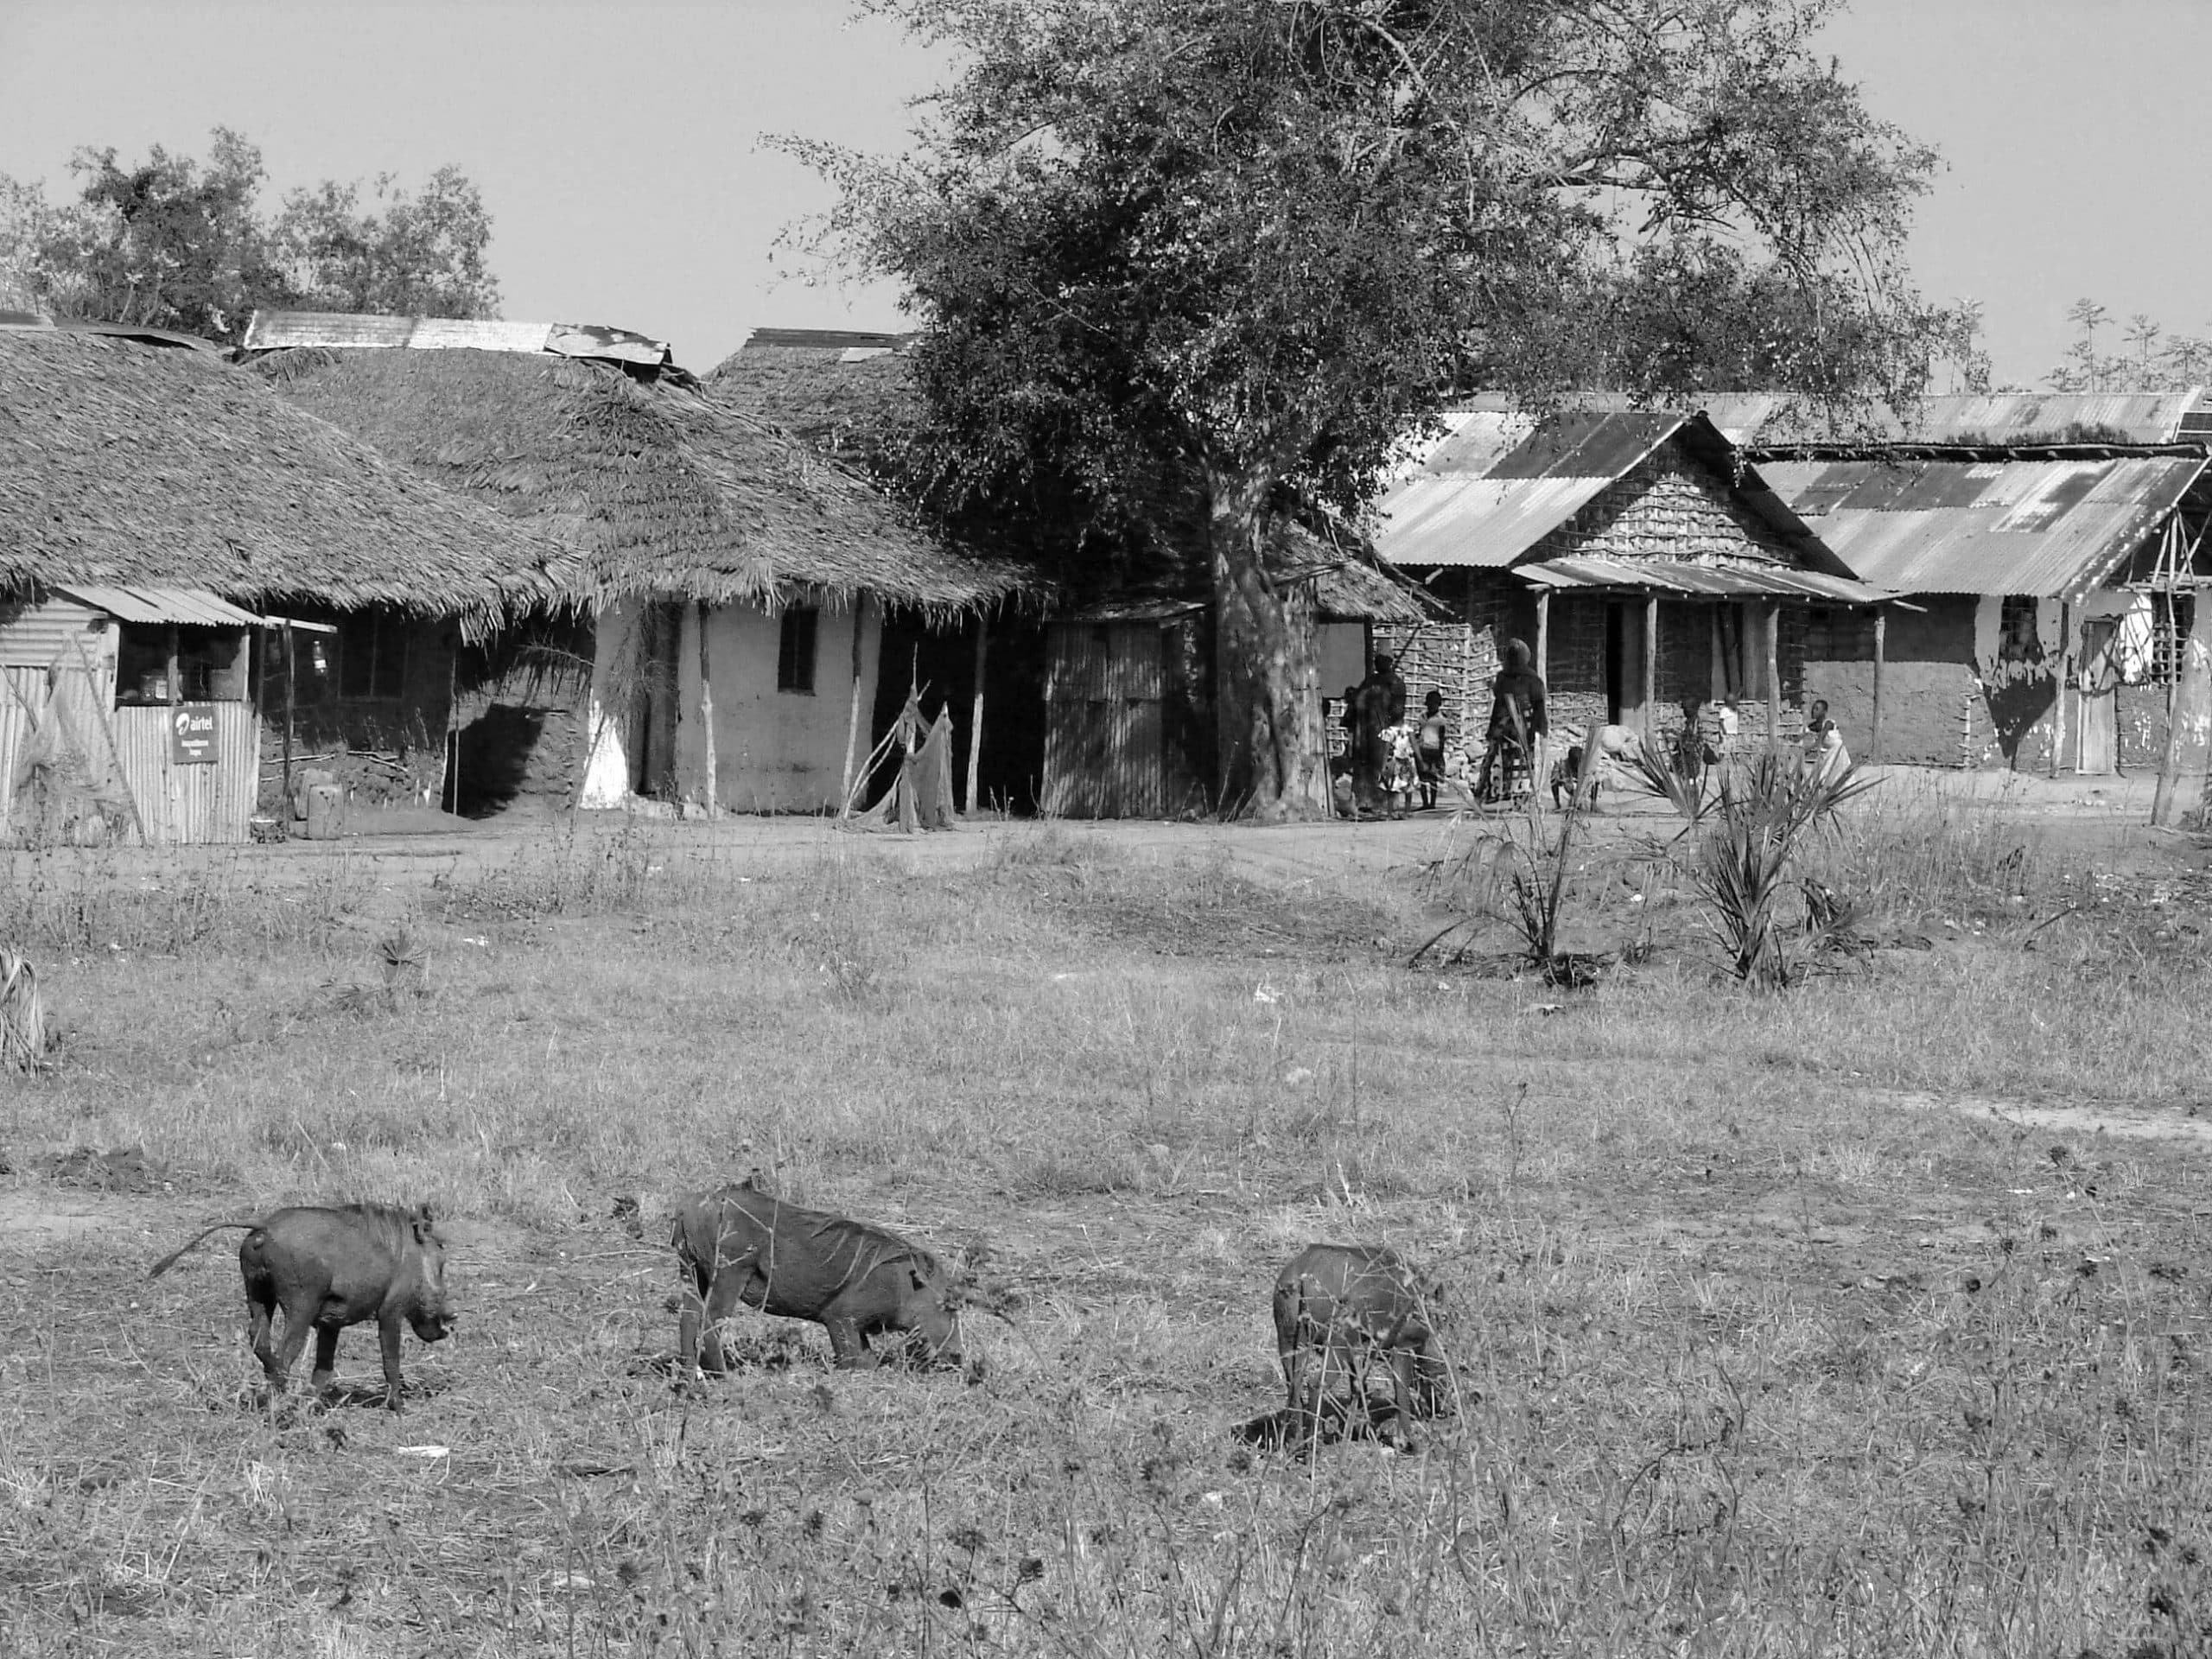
[[1516, 557, 1896, 607], [53, 584, 268, 627]]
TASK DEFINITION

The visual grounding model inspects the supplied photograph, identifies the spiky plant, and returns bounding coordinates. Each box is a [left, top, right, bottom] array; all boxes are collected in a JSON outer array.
[[1684, 748, 1877, 988]]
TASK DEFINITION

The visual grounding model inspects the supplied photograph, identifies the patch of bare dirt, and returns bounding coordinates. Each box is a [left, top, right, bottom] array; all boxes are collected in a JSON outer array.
[[1884, 1090, 2212, 1148]]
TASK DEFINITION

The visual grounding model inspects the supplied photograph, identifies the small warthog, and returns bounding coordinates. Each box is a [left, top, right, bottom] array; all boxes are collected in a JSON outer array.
[[1273, 1243, 1452, 1443], [149, 1203, 454, 1412], [671, 1181, 963, 1376]]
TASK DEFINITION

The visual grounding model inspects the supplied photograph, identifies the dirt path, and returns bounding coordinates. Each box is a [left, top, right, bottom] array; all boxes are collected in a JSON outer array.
[[1883, 1090, 2212, 1148]]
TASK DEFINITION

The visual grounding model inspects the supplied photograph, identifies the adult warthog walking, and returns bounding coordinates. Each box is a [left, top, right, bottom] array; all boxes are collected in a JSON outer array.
[[1273, 1243, 1452, 1445], [149, 1203, 455, 1413], [671, 1180, 963, 1376]]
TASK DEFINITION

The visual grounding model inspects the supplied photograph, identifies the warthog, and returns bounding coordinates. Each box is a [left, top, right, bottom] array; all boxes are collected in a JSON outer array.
[[149, 1203, 454, 1412], [671, 1180, 963, 1375], [1273, 1243, 1452, 1443]]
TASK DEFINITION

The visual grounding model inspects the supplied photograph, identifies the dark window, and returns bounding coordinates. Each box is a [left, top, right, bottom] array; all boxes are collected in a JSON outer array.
[[339, 612, 407, 700], [1999, 596, 2044, 665], [777, 607, 818, 694], [117, 625, 247, 704]]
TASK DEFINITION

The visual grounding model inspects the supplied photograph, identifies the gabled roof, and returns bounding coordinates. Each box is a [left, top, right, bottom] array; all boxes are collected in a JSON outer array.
[[0, 329, 576, 632], [1376, 410, 1848, 577], [254, 338, 1026, 615], [1757, 454, 2209, 598]]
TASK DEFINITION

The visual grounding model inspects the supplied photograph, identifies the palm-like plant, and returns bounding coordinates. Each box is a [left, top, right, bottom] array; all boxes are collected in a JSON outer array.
[[1680, 749, 1876, 988]]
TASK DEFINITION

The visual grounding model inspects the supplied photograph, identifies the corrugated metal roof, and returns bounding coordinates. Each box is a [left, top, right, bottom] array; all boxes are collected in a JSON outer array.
[[1378, 410, 1692, 568], [1373, 409, 1852, 576], [1516, 556, 1890, 606], [53, 584, 266, 626], [1758, 455, 2207, 597], [242, 311, 672, 365], [1443, 389, 2204, 447], [1376, 474, 1618, 568]]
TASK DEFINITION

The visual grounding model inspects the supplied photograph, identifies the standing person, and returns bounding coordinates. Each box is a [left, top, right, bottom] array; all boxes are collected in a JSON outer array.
[[1477, 639, 1548, 802], [1376, 652, 1408, 728], [1802, 698, 1852, 784], [1352, 657, 1399, 817], [1415, 690, 1448, 810], [1672, 696, 1720, 783]]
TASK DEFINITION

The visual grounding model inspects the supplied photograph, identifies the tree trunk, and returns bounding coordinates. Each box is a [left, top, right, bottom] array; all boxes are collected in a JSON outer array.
[[1208, 463, 1326, 820]]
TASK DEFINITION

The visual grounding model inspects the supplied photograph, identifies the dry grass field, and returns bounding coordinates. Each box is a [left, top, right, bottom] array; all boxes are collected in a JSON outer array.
[[3, 784, 2209, 1657]]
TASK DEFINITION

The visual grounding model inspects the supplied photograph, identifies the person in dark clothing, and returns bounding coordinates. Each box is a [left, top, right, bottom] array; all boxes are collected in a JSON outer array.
[[1352, 667, 1396, 816], [1477, 638, 1548, 803], [1672, 696, 1720, 783], [1376, 653, 1408, 728]]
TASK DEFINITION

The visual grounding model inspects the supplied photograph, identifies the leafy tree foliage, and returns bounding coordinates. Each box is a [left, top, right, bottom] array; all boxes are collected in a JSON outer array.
[[0, 129, 499, 342], [790, 0, 1951, 817]]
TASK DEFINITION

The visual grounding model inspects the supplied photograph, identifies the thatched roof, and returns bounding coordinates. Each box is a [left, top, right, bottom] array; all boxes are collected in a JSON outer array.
[[0, 328, 578, 631], [253, 344, 1027, 617], [712, 329, 1440, 624]]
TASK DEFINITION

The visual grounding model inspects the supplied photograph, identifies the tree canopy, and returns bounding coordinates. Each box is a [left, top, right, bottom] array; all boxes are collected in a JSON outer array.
[[0, 129, 499, 341], [789, 0, 1951, 815]]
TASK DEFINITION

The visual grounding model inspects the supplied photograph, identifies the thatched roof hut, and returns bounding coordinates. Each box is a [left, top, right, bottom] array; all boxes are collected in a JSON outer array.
[[0, 328, 576, 632], [252, 343, 1027, 618], [710, 328, 1439, 624]]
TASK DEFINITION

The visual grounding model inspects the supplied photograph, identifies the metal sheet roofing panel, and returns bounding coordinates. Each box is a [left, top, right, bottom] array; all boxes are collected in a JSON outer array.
[[1483, 412, 1685, 480], [1758, 456, 2206, 596], [1516, 557, 1890, 605], [54, 584, 265, 626], [1444, 389, 2202, 446], [1375, 475, 1615, 568]]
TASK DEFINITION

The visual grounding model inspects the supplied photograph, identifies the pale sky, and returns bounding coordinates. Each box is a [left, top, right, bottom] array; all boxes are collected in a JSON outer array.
[[1, 0, 2202, 387]]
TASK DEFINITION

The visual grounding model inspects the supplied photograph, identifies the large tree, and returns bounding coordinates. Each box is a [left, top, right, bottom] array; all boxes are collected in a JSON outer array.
[[0, 130, 499, 342], [790, 0, 1949, 817]]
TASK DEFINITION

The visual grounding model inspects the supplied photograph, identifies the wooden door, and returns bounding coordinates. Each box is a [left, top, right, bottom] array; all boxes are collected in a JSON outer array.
[[1042, 624, 1166, 817], [2075, 616, 2118, 774]]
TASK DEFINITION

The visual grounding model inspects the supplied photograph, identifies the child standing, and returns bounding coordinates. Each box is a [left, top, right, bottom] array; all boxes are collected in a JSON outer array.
[[1415, 690, 1448, 810]]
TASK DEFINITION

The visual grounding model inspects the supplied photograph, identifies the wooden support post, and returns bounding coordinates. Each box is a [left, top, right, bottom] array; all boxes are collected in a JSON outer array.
[[1534, 590, 1550, 688], [282, 621, 296, 815], [1764, 604, 1781, 747], [1871, 607, 1886, 768], [2051, 600, 2072, 778], [839, 595, 869, 817], [165, 624, 181, 705], [1642, 594, 1659, 739], [695, 600, 719, 818], [965, 616, 988, 817]]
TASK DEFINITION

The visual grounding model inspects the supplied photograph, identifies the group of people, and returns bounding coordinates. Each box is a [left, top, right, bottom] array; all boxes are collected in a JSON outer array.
[[1333, 640, 1854, 820]]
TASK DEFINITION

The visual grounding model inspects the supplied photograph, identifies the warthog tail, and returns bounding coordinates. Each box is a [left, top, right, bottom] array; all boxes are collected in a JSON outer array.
[[147, 1222, 258, 1279]]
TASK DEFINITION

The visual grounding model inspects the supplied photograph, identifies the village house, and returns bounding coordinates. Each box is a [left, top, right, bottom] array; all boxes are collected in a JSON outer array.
[[244, 312, 1027, 817], [1738, 395, 2212, 772], [0, 322, 569, 844], [1433, 391, 2212, 773], [1371, 408, 1893, 766], [712, 327, 1438, 818]]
